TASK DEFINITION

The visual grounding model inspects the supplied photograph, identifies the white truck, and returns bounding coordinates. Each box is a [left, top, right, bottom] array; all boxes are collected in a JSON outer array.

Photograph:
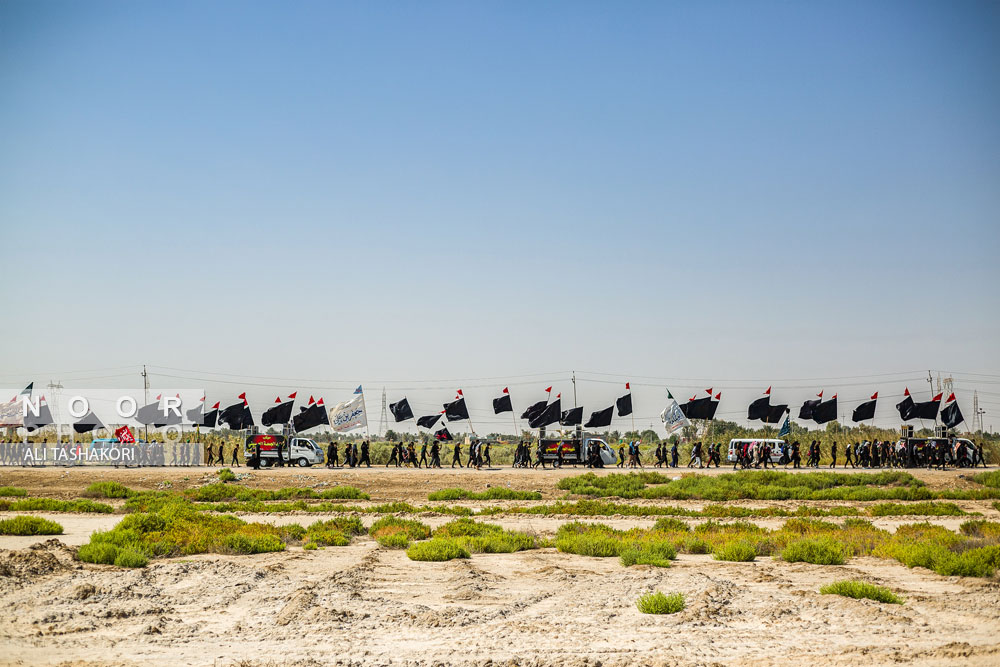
[[243, 434, 324, 467], [539, 433, 618, 466]]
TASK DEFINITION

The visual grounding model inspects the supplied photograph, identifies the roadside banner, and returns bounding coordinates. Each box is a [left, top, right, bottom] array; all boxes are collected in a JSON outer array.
[[116, 425, 136, 443], [329, 394, 367, 432], [660, 399, 690, 434]]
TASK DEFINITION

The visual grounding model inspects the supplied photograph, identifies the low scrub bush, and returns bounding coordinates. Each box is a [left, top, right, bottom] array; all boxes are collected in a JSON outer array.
[[84, 481, 135, 499], [713, 540, 756, 562], [223, 532, 286, 554], [869, 502, 967, 517], [781, 537, 848, 565], [370, 516, 431, 549], [620, 541, 676, 568], [636, 591, 685, 614], [820, 580, 903, 604], [0, 486, 27, 497], [376, 531, 412, 548], [303, 541, 318, 550], [186, 484, 369, 503], [0, 515, 63, 535], [113, 548, 149, 568], [959, 520, 1000, 539], [433, 518, 536, 553], [972, 470, 1000, 489], [428, 487, 542, 501], [406, 538, 470, 561], [78, 542, 119, 565], [305, 517, 364, 546], [217, 468, 237, 482], [3, 498, 113, 513]]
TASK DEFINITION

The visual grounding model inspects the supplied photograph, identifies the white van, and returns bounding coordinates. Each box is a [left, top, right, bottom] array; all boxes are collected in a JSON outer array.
[[726, 438, 787, 463]]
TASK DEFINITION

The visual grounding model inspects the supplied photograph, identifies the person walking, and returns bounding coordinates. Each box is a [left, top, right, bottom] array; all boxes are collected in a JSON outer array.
[[451, 442, 462, 468], [418, 442, 429, 468]]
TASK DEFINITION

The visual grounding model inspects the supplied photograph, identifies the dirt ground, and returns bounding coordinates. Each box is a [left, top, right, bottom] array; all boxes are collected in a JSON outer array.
[[1, 466, 998, 666]]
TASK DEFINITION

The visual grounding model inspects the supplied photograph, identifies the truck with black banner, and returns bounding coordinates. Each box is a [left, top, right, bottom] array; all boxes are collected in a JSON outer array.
[[538, 431, 618, 466], [243, 433, 324, 467]]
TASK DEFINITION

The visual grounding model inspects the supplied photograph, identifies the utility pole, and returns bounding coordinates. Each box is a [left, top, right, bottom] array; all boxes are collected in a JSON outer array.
[[926, 370, 936, 426], [142, 365, 149, 442], [47, 380, 63, 443], [378, 387, 388, 438], [572, 371, 577, 408]]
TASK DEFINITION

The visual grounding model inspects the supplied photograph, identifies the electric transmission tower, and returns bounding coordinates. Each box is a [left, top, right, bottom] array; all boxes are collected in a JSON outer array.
[[47, 380, 63, 442], [378, 387, 388, 437]]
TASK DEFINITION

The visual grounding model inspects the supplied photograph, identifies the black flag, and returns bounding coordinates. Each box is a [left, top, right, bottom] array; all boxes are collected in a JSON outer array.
[[812, 396, 838, 425], [293, 400, 329, 432], [941, 399, 964, 428], [220, 399, 254, 430], [681, 397, 717, 420], [200, 405, 219, 429], [262, 395, 295, 427], [389, 398, 414, 422], [852, 396, 877, 423], [529, 398, 561, 429], [616, 393, 632, 417], [73, 410, 105, 434], [913, 393, 942, 421], [443, 397, 469, 421], [493, 394, 513, 414], [896, 393, 916, 421], [560, 406, 583, 426], [763, 404, 789, 424], [521, 400, 547, 422], [748, 396, 770, 421], [798, 398, 821, 421], [584, 405, 614, 428], [417, 414, 442, 429], [24, 400, 53, 432], [434, 426, 453, 441]]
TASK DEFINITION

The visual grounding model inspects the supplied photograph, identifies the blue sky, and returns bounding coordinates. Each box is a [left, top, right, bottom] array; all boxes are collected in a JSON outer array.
[[1, 1, 998, 431]]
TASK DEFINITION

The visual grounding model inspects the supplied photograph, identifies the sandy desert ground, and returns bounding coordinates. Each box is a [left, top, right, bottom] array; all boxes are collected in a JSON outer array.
[[1, 466, 999, 666]]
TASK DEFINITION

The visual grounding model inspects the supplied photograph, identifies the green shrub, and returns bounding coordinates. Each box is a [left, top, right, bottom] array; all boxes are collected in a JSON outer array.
[[620, 544, 675, 568], [78, 542, 119, 565], [972, 471, 1000, 489], [682, 536, 711, 554], [370, 516, 431, 542], [959, 520, 1000, 539], [0, 515, 63, 535], [820, 580, 903, 604], [376, 532, 412, 549], [406, 538, 470, 561], [428, 487, 542, 501], [0, 486, 27, 497], [636, 591, 685, 614], [713, 540, 756, 562], [84, 481, 134, 498], [114, 548, 148, 568], [217, 468, 237, 482], [652, 517, 691, 532], [6, 498, 113, 513], [781, 537, 848, 565], [222, 532, 285, 554], [303, 541, 318, 550], [869, 502, 967, 517]]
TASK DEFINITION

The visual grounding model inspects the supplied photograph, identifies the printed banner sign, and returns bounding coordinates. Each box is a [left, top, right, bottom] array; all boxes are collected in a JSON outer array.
[[660, 400, 690, 434]]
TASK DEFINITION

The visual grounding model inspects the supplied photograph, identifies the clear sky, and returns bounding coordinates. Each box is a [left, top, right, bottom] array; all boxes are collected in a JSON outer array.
[[1, 1, 998, 432]]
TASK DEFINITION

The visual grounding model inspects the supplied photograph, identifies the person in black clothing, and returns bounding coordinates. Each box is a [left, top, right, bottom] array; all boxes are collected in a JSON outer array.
[[670, 442, 679, 468], [252, 442, 261, 470], [482, 442, 491, 468], [451, 442, 462, 468], [206, 443, 214, 466], [830, 441, 837, 468], [230, 443, 240, 466], [791, 441, 801, 468], [418, 442, 429, 468], [326, 442, 337, 468], [359, 440, 370, 467], [430, 441, 441, 468]]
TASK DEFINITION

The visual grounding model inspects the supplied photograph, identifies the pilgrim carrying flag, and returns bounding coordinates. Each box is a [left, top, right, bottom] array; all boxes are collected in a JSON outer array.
[[443, 397, 469, 422], [74, 410, 105, 434], [521, 400, 548, 423], [852, 392, 878, 422], [294, 397, 330, 432], [417, 413, 442, 429], [896, 389, 916, 421], [560, 406, 584, 426], [493, 388, 513, 414], [616, 392, 632, 417], [584, 405, 614, 428], [812, 395, 838, 425], [941, 394, 964, 429], [389, 397, 414, 422], [434, 426, 453, 442], [530, 396, 561, 428], [262, 393, 296, 427]]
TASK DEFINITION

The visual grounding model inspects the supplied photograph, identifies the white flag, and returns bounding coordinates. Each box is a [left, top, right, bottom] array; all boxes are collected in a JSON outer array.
[[660, 399, 690, 434], [328, 394, 367, 432]]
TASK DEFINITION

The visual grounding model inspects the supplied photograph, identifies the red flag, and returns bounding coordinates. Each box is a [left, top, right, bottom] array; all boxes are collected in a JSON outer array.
[[932, 393, 943, 402], [308, 396, 315, 405], [832, 393, 837, 399], [545, 386, 552, 393], [904, 388, 910, 396], [274, 396, 281, 403], [871, 392, 878, 400], [556, 393, 561, 399], [705, 387, 712, 395], [238, 392, 246, 400], [457, 389, 463, 396], [211, 402, 220, 409], [689, 395, 697, 402], [317, 398, 325, 406], [156, 394, 162, 401], [115, 425, 135, 444], [626, 382, 630, 390], [200, 395, 206, 403], [947, 393, 956, 402], [765, 386, 771, 395], [715, 392, 721, 400], [502, 387, 509, 394], [288, 392, 297, 399], [817, 390, 823, 398]]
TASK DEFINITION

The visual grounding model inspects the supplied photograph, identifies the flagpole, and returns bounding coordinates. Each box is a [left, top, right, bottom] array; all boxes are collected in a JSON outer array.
[[510, 393, 518, 440], [360, 387, 370, 442]]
